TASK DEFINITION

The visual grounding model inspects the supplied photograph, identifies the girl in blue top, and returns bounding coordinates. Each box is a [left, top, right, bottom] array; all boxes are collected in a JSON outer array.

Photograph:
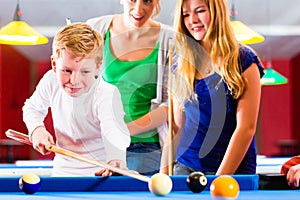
[[168, 0, 265, 175]]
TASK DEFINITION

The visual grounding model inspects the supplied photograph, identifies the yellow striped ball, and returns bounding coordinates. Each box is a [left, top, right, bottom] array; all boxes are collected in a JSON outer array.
[[19, 173, 41, 194]]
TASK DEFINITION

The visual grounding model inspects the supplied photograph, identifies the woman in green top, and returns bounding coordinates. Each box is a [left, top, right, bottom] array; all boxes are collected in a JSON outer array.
[[87, 0, 175, 175]]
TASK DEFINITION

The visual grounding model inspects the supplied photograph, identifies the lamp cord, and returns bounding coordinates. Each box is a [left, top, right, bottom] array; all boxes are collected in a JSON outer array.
[[13, 0, 22, 21]]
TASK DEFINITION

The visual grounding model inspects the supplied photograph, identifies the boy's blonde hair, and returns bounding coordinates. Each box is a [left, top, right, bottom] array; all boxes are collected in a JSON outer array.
[[52, 22, 103, 65]]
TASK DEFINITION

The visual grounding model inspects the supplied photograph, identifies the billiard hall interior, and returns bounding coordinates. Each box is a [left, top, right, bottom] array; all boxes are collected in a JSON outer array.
[[0, 0, 300, 186]]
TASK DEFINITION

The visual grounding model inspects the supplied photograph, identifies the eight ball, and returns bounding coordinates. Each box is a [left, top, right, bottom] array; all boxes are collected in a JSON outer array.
[[186, 171, 207, 193]]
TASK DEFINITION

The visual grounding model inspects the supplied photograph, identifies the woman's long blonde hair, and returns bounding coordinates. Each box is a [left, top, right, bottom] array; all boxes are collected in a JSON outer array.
[[172, 0, 246, 109]]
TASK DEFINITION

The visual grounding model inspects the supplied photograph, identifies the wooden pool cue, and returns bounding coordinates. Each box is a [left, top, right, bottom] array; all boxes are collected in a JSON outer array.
[[5, 129, 150, 182], [168, 41, 174, 176]]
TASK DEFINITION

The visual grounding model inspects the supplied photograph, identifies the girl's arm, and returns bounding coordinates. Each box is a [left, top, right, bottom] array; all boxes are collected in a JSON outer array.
[[216, 63, 261, 174]]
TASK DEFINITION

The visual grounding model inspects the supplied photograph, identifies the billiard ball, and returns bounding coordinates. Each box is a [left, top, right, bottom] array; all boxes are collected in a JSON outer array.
[[19, 173, 41, 194], [186, 171, 208, 193], [210, 175, 240, 199], [148, 173, 173, 196]]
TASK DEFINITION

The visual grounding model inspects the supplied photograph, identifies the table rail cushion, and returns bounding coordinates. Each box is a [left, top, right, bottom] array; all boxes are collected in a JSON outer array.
[[0, 175, 258, 192]]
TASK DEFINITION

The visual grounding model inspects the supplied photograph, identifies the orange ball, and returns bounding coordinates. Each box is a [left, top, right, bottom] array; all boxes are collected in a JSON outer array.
[[210, 175, 240, 199]]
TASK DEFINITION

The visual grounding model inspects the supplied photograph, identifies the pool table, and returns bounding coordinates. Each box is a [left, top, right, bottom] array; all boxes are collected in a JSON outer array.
[[0, 161, 52, 176], [0, 156, 291, 177], [0, 175, 299, 200]]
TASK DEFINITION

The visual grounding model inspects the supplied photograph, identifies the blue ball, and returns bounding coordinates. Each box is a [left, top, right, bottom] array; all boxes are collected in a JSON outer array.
[[19, 174, 41, 194]]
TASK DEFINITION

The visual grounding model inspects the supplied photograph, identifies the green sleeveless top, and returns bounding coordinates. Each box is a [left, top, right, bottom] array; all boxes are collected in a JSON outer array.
[[102, 30, 159, 143]]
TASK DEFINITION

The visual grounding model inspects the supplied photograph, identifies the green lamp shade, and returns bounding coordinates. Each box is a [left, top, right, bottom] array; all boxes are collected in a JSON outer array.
[[231, 20, 265, 45], [0, 21, 48, 45], [260, 68, 288, 85]]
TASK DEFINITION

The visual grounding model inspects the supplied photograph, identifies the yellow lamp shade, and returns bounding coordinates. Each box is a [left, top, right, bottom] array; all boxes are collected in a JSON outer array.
[[0, 21, 48, 45], [231, 20, 265, 45]]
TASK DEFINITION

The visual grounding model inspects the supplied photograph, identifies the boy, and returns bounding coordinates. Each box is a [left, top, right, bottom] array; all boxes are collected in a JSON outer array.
[[22, 22, 130, 176]]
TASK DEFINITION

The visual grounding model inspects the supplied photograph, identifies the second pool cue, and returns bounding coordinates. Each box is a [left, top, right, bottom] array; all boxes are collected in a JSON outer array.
[[168, 40, 174, 176]]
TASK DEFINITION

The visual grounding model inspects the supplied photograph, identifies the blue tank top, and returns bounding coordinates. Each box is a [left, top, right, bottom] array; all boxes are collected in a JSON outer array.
[[176, 46, 265, 174]]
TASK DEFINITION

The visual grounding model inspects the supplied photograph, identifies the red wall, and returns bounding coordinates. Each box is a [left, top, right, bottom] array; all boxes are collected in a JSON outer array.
[[0, 45, 2, 134], [0, 45, 54, 161], [0, 45, 32, 160], [0, 45, 31, 135], [291, 54, 300, 143], [259, 59, 292, 156]]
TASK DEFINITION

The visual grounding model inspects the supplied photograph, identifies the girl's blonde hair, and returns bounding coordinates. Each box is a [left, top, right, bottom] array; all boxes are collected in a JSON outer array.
[[173, 0, 245, 109], [52, 22, 103, 65]]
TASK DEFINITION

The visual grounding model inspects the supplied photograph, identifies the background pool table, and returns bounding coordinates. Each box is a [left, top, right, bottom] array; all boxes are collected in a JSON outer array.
[[0, 175, 299, 200], [0, 156, 292, 176]]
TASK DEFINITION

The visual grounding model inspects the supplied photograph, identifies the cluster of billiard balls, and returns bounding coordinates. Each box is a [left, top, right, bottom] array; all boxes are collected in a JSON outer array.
[[19, 172, 240, 199], [186, 171, 240, 199], [147, 171, 240, 198]]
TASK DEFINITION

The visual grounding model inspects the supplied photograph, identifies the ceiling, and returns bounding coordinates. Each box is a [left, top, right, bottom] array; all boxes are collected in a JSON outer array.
[[1, 0, 300, 62]]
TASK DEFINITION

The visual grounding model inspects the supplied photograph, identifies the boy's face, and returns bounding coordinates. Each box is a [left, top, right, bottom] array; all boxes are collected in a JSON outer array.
[[51, 49, 100, 97]]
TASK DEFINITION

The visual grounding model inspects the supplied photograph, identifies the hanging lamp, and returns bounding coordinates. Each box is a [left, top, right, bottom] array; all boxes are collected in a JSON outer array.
[[0, 0, 48, 45], [260, 0, 287, 86], [260, 61, 288, 85], [230, 1, 265, 44]]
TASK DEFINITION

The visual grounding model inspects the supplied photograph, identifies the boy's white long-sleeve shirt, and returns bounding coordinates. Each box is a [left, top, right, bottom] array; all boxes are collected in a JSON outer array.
[[23, 70, 130, 176]]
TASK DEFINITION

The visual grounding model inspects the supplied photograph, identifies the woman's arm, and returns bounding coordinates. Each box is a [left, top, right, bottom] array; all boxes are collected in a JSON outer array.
[[216, 63, 261, 174], [127, 106, 168, 136]]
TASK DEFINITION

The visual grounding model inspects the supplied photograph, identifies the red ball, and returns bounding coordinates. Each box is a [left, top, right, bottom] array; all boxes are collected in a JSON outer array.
[[19, 173, 41, 194]]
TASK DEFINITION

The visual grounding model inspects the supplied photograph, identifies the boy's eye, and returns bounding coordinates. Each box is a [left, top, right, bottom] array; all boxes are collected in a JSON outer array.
[[82, 71, 91, 74], [61, 69, 71, 73]]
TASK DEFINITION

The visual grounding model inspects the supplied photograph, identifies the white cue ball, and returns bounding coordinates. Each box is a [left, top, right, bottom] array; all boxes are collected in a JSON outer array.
[[148, 173, 173, 196]]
